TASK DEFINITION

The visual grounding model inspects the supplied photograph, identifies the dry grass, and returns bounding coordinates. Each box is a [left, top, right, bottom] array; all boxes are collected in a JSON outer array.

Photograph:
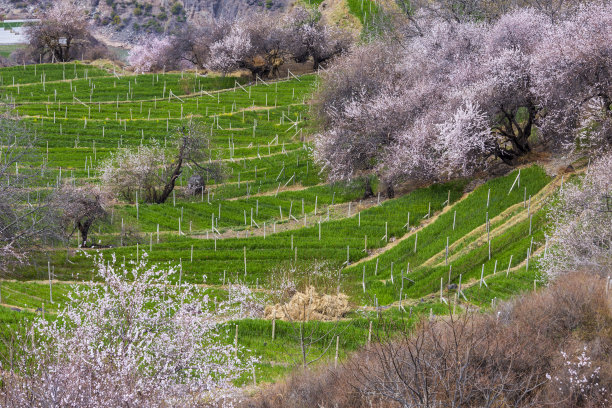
[[244, 272, 612, 407]]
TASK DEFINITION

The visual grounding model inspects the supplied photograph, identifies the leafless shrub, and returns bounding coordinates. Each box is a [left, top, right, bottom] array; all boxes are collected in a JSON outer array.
[[0, 107, 60, 277], [52, 184, 107, 248], [245, 272, 612, 408]]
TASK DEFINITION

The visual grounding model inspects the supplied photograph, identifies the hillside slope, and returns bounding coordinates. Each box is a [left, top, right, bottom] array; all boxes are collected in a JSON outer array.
[[0, 0, 294, 43]]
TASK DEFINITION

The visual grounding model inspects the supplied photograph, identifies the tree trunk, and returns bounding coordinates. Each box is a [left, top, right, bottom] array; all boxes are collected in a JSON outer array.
[[386, 182, 395, 199], [77, 220, 91, 247], [155, 160, 182, 204], [495, 104, 536, 165], [363, 178, 374, 199], [155, 139, 187, 204]]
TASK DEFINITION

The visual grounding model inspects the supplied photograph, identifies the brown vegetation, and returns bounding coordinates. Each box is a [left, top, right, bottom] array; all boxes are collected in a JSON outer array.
[[245, 272, 612, 408], [264, 286, 351, 321]]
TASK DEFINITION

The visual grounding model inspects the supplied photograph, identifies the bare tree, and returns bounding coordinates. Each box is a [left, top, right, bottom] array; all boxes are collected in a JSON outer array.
[[53, 184, 107, 248], [0, 108, 59, 276], [169, 20, 230, 70]]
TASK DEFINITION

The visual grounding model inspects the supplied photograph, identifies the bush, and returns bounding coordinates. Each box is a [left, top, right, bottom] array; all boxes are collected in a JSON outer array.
[[245, 272, 612, 408], [170, 2, 183, 15]]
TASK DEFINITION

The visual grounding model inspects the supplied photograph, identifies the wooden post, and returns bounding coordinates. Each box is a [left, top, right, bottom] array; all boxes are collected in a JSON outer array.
[[506, 254, 513, 277], [529, 213, 533, 235], [445, 237, 449, 265], [272, 310, 276, 340], [526, 248, 530, 271], [252, 362, 257, 386], [480, 264, 484, 288], [234, 325, 239, 357], [48, 261, 53, 303], [362, 265, 366, 293], [334, 336, 339, 368]]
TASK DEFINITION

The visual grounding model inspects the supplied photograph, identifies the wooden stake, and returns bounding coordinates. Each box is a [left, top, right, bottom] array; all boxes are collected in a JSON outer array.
[[48, 261, 53, 303], [334, 336, 339, 368], [234, 325, 239, 357]]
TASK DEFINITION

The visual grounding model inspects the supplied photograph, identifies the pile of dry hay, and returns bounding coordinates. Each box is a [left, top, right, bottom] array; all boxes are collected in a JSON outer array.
[[264, 286, 351, 321]]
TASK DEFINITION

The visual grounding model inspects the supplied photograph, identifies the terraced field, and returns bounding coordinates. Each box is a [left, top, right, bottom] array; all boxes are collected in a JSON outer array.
[[0, 61, 565, 383]]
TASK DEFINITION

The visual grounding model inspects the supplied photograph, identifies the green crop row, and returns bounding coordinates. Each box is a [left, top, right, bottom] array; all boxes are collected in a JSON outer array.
[[4, 73, 245, 103], [22, 179, 466, 284], [0, 62, 110, 85], [342, 166, 551, 304]]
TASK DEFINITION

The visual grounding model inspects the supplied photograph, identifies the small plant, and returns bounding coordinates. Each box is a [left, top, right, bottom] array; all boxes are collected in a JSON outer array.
[[171, 2, 184, 15]]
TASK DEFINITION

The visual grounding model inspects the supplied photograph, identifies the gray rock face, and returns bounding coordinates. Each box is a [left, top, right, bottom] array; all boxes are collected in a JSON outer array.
[[183, 0, 291, 20], [0, 0, 292, 21], [0, 0, 294, 45]]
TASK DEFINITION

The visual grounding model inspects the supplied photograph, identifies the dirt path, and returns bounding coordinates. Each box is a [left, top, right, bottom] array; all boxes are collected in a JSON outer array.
[[191, 195, 382, 240], [358, 247, 542, 313], [420, 172, 572, 269], [348, 191, 473, 269]]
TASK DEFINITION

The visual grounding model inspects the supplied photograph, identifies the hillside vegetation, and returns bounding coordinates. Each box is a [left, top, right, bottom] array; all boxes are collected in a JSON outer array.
[[0, 0, 611, 406]]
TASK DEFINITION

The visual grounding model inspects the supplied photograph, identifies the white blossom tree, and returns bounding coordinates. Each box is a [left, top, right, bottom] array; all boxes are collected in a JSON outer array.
[[540, 153, 612, 279], [1, 254, 260, 407], [314, 5, 612, 192], [26, 0, 93, 62], [100, 123, 223, 204], [532, 2, 612, 154], [128, 37, 174, 73], [206, 25, 253, 75], [286, 7, 352, 70]]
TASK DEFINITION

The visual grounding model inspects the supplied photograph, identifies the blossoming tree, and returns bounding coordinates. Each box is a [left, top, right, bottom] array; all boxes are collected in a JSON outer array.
[[2, 254, 260, 407]]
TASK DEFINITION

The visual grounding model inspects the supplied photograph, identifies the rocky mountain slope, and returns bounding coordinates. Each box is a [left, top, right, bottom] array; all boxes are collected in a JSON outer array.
[[0, 0, 295, 43]]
